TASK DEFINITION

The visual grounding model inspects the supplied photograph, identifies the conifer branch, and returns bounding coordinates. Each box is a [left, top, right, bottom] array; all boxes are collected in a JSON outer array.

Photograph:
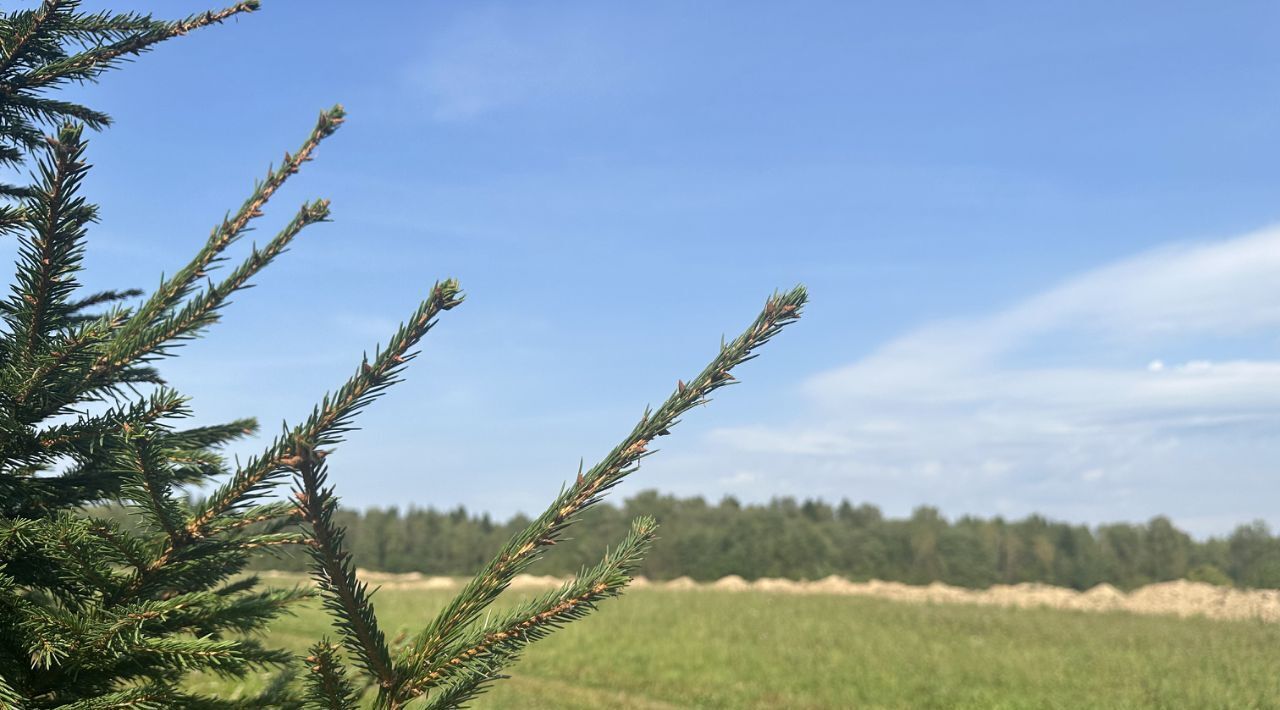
[[160, 417, 257, 454], [0, 671, 21, 709], [0, 2, 254, 166], [0, 0, 66, 79], [202, 501, 295, 537], [47, 514, 127, 601], [1, 388, 203, 516], [27, 108, 343, 419], [13, 2, 259, 92], [291, 447, 396, 691], [65, 288, 142, 314], [34, 388, 187, 455], [12, 308, 126, 411], [50, 686, 168, 709], [0, 3, 811, 702], [153, 586, 313, 637], [101, 198, 332, 372], [415, 668, 497, 710], [304, 640, 359, 710], [114, 635, 289, 675], [0, 1, 259, 205], [398, 517, 657, 706], [5, 122, 93, 367], [85, 519, 149, 575], [402, 287, 806, 675], [190, 280, 464, 534], [117, 433, 186, 543], [4, 93, 110, 129], [0, 203, 26, 231], [116, 106, 343, 347]]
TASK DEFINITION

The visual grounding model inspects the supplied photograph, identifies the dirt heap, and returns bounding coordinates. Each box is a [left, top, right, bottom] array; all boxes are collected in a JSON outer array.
[[712, 575, 750, 591], [1122, 580, 1280, 622], [1074, 583, 1126, 611], [285, 570, 457, 591], [506, 574, 564, 591], [663, 576, 698, 590], [263, 570, 1280, 623], [751, 577, 803, 593], [982, 583, 1078, 610], [653, 574, 1280, 623]]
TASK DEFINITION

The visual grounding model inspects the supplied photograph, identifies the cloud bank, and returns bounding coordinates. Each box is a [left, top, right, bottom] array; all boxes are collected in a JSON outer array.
[[702, 227, 1280, 535]]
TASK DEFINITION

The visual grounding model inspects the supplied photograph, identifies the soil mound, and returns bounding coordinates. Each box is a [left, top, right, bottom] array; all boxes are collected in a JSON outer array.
[[507, 574, 564, 590], [663, 576, 698, 590], [352, 570, 455, 590], [713, 575, 750, 591], [752, 577, 803, 593], [809, 574, 854, 594], [1075, 583, 1125, 611], [265, 570, 1280, 623]]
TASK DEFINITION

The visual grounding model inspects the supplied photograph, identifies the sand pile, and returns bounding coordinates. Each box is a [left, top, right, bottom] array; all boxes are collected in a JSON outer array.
[[635, 573, 1280, 622], [924, 581, 977, 605], [264, 569, 1280, 623], [751, 577, 803, 593], [507, 574, 564, 590], [663, 576, 698, 590], [809, 574, 852, 594], [981, 583, 1079, 610], [710, 574, 748, 591], [1074, 583, 1126, 611], [348, 571, 455, 590], [1118, 580, 1280, 622]]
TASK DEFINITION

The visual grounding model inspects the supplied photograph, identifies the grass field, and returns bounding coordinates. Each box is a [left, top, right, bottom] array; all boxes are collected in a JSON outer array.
[[193, 577, 1280, 709]]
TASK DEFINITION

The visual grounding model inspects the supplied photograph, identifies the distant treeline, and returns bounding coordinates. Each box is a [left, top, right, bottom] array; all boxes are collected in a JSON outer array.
[[91, 491, 1280, 590]]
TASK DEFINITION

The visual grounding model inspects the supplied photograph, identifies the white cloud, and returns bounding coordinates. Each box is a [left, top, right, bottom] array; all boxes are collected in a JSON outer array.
[[405, 6, 629, 121], [703, 226, 1280, 535]]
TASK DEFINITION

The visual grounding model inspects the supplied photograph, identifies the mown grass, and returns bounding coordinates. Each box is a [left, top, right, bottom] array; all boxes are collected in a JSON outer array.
[[193, 577, 1280, 708]]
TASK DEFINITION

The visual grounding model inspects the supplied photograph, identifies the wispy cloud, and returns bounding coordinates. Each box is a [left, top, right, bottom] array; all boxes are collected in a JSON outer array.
[[405, 6, 629, 122], [700, 227, 1280, 535]]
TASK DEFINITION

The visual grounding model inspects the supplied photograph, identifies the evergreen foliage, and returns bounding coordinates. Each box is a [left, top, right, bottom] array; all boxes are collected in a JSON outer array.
[[0, 3, 805, 707]]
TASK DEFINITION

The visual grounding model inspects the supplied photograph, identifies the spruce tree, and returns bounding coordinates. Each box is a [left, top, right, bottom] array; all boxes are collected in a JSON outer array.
[[0, 3, 805, 708]]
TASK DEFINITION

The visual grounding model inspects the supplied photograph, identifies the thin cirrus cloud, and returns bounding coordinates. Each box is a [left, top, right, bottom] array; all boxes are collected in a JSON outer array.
[[404, 6, 630, 122], [704, 227, 1280, 536]]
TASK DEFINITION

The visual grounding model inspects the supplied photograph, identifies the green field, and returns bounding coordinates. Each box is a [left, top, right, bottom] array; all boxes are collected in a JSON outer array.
[[194, 579, 1280, 709]]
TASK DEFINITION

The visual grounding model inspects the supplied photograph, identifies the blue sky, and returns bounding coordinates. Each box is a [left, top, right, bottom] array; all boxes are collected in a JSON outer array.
[[37, 1, 1280, 535]]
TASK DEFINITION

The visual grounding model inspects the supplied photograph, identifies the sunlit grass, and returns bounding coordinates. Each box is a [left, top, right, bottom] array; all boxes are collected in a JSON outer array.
[[192, 576, 1280, 708]]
